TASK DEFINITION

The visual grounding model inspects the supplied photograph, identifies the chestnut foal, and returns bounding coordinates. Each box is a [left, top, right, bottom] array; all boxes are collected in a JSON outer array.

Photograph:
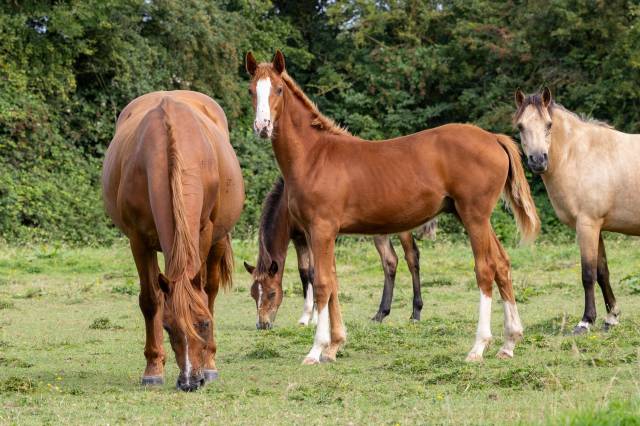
[[246, 51, 539, 363], [103, 91, 244, 390], [244, 177, 438, 329]]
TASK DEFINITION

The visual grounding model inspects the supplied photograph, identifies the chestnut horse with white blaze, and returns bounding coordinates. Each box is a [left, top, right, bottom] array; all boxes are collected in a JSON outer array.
[[515, 88, 639, 334], [102, 90, 244, 391], [246, 51, 540, 363]]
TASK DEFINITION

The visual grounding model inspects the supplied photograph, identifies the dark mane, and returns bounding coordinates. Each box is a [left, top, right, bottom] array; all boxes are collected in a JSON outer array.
[[515, 94, 613, 129], [256, 177, 286, 277]]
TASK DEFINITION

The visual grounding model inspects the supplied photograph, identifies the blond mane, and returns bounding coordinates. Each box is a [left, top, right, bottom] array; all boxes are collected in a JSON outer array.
[[255, 64, 351, 137]]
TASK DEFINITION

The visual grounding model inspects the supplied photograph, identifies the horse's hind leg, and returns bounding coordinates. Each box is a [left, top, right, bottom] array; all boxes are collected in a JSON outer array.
[[372, 235, 398, 322], [130, 237, 165, 385], [597, 234, 620, 330], [201, 236, 228, 382], [574, 219, 602, 334], [399, 232, 423, 321], [491, 232, 523, 359], [292, 232, 316, 326]]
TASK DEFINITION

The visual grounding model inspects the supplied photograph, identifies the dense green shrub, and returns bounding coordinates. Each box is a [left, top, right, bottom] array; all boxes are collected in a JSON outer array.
[[0, 1, 638, 244]]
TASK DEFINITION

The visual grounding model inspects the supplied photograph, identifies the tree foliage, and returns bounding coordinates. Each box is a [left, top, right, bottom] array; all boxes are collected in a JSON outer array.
[[1, 0, 639, 244]]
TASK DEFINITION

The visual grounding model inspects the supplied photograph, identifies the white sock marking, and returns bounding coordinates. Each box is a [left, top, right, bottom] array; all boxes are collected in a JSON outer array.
[[305, 305, 330, 362], [467, 291, 492, 360], [298, 283, 315, 325], [577, 321, 591, 329], [500, 301, 523, 357]]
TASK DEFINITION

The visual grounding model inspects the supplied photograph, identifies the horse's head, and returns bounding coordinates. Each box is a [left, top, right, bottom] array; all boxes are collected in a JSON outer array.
[[245, 50, 287, 139], [514, 87, 554, 174], [244, 260, 283, 330], [158, 273, 211, 392]]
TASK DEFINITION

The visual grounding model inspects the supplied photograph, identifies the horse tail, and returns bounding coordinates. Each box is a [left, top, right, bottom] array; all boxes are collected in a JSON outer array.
[[161, 98, 210, 341], [496, 134, 541, 244], [217, 233, 234, 292]]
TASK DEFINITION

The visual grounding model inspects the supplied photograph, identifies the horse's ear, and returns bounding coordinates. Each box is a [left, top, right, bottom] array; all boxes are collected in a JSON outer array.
[[272, 50, 286, 74], [542, 86, 552, 108], [515, 89, 525, 108], [158, 273, 170, 294], [246, 51, 257, 76], [244, 261, 255, 274], [268, 260, 279, 276]]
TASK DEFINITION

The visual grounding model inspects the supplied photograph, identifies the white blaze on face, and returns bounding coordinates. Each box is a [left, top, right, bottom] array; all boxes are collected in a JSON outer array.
[[256, 283, 263, 325], [183, 335, 192, 386], [254, 78, 273, 137]]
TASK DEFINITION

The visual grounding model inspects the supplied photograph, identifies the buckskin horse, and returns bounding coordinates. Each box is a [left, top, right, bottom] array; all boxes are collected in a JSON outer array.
[[243, 177, 437, 329], [102, 90, 244, 390], [246, 51, 540, 363], [515, 87, 638, 334]]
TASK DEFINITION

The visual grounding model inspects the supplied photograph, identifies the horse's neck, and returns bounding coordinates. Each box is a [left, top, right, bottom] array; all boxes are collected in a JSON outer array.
[[271, 92, 322, 182], [259, 194, 291, 263], [545, 111, 581, 178]]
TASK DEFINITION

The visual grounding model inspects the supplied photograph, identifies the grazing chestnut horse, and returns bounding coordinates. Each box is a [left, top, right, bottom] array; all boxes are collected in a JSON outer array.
[[246, 51, 540, 363], [102, 91, 244, 390], [515, 88, 638, 334], [243, 177, 438, 329]]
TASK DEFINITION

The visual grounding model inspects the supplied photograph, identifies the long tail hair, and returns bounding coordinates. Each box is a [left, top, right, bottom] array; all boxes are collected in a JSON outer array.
[[496, 134, 541, 244], [162, 99, 211, 340]]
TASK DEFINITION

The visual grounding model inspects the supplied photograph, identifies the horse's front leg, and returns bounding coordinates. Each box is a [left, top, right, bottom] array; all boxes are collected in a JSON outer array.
[[302, 226, 345, 364], [130, 237, 165, 385], [574, 219, 602, 334]]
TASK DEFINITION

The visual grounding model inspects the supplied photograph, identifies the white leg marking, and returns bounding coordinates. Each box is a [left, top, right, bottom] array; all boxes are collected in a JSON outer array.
[[577, 320, 591, 329], [466, 291, 492, 361], [605, 305, 620, 326], [498, 301, 523, 358], [298, 283, 314, 326], [304, 305, 329, 363]]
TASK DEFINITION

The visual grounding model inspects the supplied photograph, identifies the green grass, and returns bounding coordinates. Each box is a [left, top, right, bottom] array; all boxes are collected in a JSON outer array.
[[1, 238, 640, 424]]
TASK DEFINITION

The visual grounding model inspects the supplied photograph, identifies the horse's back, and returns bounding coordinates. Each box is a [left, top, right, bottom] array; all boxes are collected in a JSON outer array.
[[103, 91, 244, 243]]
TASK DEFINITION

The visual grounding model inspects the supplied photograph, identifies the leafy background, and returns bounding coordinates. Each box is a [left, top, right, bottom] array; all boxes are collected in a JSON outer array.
[[1, 0, 639, 245]]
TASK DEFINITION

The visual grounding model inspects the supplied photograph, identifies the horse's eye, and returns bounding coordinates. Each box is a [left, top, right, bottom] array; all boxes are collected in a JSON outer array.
[[517, 123, 524, 132], [248, 87, 253, 95], [275, 86, 283, 96], [546, 122, 552, 131], [268, 291, 276, 299]]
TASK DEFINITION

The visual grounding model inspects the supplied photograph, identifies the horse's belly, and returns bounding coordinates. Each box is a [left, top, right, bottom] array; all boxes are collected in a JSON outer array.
[[338, 192, 445, 234]]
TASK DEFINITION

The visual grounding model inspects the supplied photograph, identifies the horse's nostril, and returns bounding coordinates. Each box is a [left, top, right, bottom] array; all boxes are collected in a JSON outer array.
[[543, 153, 548, 160]]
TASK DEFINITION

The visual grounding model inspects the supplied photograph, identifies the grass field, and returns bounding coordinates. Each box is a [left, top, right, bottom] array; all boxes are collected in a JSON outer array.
[[1, 237, 640, 424]]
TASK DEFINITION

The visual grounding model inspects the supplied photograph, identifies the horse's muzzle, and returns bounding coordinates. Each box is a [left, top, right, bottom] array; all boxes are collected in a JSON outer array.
[[527, 153, 548, 174], [256, 320, 273, 330], [176, 372, 205, 392]]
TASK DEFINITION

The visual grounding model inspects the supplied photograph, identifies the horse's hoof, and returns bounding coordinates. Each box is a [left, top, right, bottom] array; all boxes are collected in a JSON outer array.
[[320, 354, 336, 363], [371, 314, 385, 323], [465, 353, 483, 362], [572, 325, 590, 336], [603, 322, 618, 332], [496, 349, 514, 359], [302, 357, 320, 365], [141, 376, 164, 386], [203, 369, 219, 383]]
